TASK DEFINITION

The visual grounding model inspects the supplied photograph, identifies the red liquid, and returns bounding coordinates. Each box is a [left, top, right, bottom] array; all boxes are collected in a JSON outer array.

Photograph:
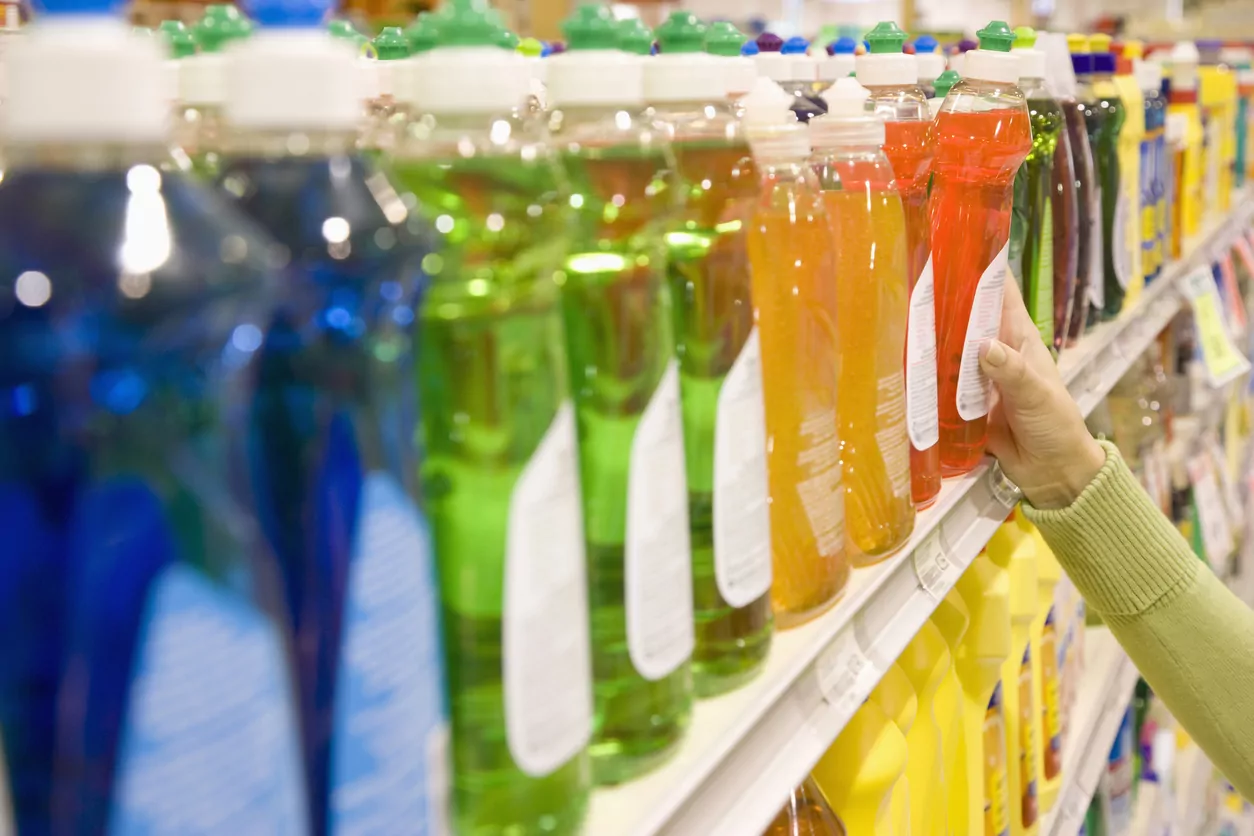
[[931, 107, 1033, 475], [884, 119, 941, 508]]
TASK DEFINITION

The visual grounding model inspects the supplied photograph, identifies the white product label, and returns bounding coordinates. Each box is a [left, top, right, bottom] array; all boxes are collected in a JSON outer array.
[[713, 328, 772, 609], [906, 257, 940, 451], [875, 372, 912, 499], [626, 361, 695, 681], [1189, 453, 1235, 567], [815, 628, 879, 715], [1114, 187, 1133, 289], [504, 403, 594, 777], [329, 473, 448, 836], [955, 242, 1009, 421], [796, 410, 845, 557], [0, 729, 11, 836], [1088, 186, 1106, 311], [108, 565, 308, 835]]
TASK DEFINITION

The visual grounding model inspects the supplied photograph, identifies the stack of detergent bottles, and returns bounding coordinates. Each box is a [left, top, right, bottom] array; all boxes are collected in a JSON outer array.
[[2, 0, 1254, 830]]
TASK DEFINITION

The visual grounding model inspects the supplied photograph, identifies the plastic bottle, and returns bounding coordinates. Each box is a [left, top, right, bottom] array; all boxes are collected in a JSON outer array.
[[741, 77, 849, 627], [765, 776, 847, 835], [616, 16, 653, 57], [218, 0, 450, 830], [645, 11, 773, 698], [897, 621, 952, 836], [929, 68, 960, 118], [915, 35, 945, 97], [1197, 39, 1237, 213], [955, 551, 1013, 836], [875, 664, 917, 835], [546, 3, 693, 785], [1112, 41, 1146, 308], [1168, 42, 1204, 245], [1135, 51, 1167, 284], [810, 76, 914, 560], [362, 26, 411, 152], [986, 518, 1041, 835], [1040, 32, 1080, 356], [404, 11, 439, 55], [0, 2, 309, 831], [1061, 35, 1100, 345], [755, 34, 826, 123], [1086, 34, 1129, 321], [932, 591, 972, 835], [816, 38, 855, 96], [1096, 707, 1136, 834], [172, 6, 248, 179], [812, 676, 911, 834], [704, 21, 757, 104], [856, 21, 941, 511], [1010, 28, 1063, 349], [931, 21, 1032, 475]]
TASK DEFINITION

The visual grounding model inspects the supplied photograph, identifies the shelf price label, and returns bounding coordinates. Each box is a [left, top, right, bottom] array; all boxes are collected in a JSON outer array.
[[815, 628, 879, 717], [913, 530, 961, 600], [1181, 266, 1251, 387]]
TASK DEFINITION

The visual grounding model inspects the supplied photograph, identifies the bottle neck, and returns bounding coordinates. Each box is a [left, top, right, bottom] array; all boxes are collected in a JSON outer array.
[[222, 129, 359, 159], [1, 142, 171, 171]]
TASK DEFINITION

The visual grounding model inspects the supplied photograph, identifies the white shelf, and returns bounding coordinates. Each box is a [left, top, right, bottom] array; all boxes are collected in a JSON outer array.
[[582, 192, 1254, 836], [1042, 628, 1140, 836]]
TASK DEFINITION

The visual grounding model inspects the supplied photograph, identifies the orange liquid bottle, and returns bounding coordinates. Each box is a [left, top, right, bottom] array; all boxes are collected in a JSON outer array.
[[857, 20, 942, 509], [931, 23, 1034, 475], [810, 77, 915, 563], [743, 78, 848, 628], [765, 776, 847, 835]]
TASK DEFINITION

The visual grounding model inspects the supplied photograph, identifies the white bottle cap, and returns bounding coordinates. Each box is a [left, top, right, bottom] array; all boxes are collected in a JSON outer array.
[[720, 55, 758, 98], [547, 49, 644, 106], [819, 53, 855, 83], [855, 51, 917, 86], [916, 51, 945, 83], [226, 29, 362, 130], [407, 46, 529, 113], [1134, 58, 1163, 94], [963, 48, 1021, 85], [948, 52, 965, 76], [643, 52, 725, 103], [753, 51, 792, 83], [741, 76, 808, 158], [180, 52, 227, 106], [1012, 46, 1047, 81], [811, 76, 884, 146], [1170, 41, 1199, 92], [4, 17, 171, 143]]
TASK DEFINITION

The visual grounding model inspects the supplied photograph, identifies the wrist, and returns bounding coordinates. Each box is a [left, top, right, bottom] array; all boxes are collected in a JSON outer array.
[[1025, 437, 1107, 510]]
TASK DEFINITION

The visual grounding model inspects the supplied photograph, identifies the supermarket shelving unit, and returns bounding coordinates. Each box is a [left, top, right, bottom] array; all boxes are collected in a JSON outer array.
[[583, 190, 1254, 836]]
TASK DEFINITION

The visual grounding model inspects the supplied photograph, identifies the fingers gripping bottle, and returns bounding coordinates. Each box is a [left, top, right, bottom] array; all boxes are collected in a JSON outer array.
[[645, 11, 774, 697], [931, 22, 1033, 475], [742, 77, 849, 627], [810, 76, 915, 562], [856, 21, 942, 510], [390, 4, 595, 831], [547, 4, 694, 784]]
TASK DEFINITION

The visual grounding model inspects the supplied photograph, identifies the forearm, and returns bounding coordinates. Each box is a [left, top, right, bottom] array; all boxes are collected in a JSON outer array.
[[1024, 441, 1254, 800]]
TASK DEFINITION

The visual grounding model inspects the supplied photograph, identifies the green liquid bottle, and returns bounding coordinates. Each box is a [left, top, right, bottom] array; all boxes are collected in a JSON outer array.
[[645, 13, 773, 698], [1084, 35, 1127, 323], [549, 4, 694, 785], [1011, 29, 1064, 348], [392, 4, 594, 833]]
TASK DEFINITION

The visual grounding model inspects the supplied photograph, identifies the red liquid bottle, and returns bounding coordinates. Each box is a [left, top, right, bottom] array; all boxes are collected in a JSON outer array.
[[931, 21, 1033, 475], [857, 20, 941, 509]]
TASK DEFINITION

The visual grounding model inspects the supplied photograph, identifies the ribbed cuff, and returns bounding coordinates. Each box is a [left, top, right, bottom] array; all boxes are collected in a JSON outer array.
[[1023, 440, 1200, 619]]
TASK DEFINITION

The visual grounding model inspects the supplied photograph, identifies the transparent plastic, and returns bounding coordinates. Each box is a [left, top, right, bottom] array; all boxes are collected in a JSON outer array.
[[389, 111, 593, 836], [172, 102, 226, 180], [932, 77, 1032, 475], [1063, 98, 1099, 345], [864, 80, 942, 509], [547, 103, 694, 785], [650, 98, 774, 697], [810, 140, 914, 562], [745, 145, 848, 627], [764, 776, 847, 835], [1082, 66, 1127, 323]]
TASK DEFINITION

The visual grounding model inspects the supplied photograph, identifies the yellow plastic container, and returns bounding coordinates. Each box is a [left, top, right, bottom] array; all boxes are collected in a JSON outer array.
[[932, 590, 971, 835], [955, 551, 1012, 836], [813, 675, 910, 834], [1199, 61, 1238, 212], [1169, 42, 1205, 244], [1108, 37, 1145, 308], [1025, 511, 1064, 815], [897, 621, 952, 836], [873, 663, 917, 836]]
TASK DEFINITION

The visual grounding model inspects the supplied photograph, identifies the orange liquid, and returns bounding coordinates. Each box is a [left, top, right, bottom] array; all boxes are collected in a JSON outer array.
[[764, 777, 847, 835], [747, 167, 848, 628], [931, 108, 1033, 475], [885, 119, 942, 508], [821, 184, 915, 563]]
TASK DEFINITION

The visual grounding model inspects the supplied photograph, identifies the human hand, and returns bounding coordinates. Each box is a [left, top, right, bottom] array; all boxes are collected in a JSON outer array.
[[978, 278, 1106, 510]]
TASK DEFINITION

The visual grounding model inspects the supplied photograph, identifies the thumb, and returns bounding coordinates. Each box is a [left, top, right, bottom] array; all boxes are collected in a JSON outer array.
[[980, 338, 1045, 410]]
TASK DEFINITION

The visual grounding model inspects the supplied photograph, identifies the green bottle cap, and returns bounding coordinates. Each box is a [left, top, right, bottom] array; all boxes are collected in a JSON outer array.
[[405, 12, 440, 53], [328, 19, 360, 40], [655, 11, 705, 54], [976, 20, 1016, 53], [159, 20, 198, 58], [934, 68, 961, 97], [133, 25, 154, 36], [373, 26, 410, 60], [704, 20, 745, 57], [864, 20, 906, 54], [616, 17, 653, 55], [432, 0, 502, 48], [517, 36, 545, 57], [1013, 26, 1036, 49], [562, 4, 619, 51], [195, 4, 250, 52]]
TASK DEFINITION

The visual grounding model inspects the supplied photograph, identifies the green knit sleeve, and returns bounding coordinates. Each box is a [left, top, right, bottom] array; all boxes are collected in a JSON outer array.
[[1024, 440, 1254, 801]]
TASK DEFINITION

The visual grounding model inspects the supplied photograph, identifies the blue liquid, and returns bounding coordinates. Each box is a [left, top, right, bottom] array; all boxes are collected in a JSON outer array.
[[0, 165, 301, 834], [217, 153, 445, 836]]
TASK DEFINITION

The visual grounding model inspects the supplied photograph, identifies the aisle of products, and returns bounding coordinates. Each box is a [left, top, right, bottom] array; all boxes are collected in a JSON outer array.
[[2, 0, 1254, 833]]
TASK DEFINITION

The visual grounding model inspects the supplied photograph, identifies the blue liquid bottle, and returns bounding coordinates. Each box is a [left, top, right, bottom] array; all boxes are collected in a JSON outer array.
[[218, 0, 447, 833], [0, 2, 306, 833]]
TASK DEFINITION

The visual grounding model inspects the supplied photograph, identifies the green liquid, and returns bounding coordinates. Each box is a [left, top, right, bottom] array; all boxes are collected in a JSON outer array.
[[668, 139, 772, 696], [1081, 84, 1127, 322], [1011, 97, 1065, 347], [559, 140, 693, 785], [395, 149, 590, 836]]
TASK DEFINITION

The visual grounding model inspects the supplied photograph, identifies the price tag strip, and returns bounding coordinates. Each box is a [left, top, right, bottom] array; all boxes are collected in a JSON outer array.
[[913, 529, 960, 600], [1181, 266, 1251, 388], [815, 627, 880, 720]]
